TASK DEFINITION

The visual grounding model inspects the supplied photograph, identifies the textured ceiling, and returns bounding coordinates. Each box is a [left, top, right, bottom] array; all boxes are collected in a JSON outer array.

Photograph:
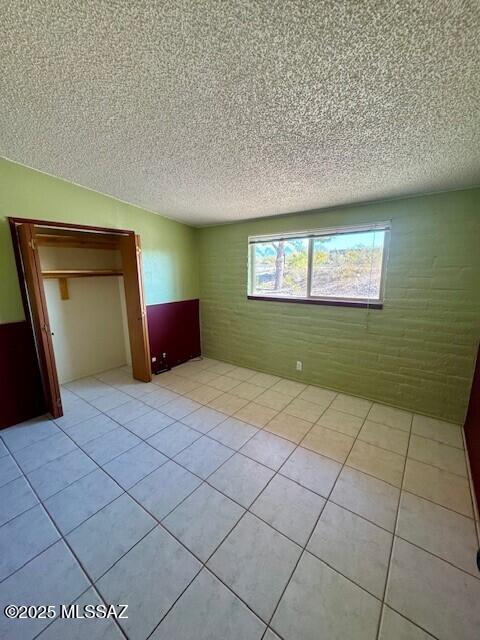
[[1, 1, 479, 226]]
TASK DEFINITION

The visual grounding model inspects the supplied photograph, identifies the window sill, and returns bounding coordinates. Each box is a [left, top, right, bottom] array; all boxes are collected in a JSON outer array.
[[247, 295, 383, 309]]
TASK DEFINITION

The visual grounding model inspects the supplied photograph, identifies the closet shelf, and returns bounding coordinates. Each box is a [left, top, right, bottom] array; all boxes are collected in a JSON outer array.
[[36, 233, 120, 250], [42, 269, 123, 278]]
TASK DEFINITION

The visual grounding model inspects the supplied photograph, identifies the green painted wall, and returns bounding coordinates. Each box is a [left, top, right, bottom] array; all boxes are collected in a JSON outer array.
[[2, 157, 479, 422], [199, 189, 480, 423], [0, 158, 199, 324]]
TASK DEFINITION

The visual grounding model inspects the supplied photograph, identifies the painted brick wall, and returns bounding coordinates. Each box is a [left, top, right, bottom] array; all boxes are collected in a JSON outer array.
[[198, 188, 480, 424]]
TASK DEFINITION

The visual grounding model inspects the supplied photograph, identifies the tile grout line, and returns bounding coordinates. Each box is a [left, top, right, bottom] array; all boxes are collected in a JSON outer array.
[[1, 439, 129, 640], [4, 461, 478, 596], [70, 402, 480, 589], [3, 368, 475, 580], [3, 391, 477, 628], [54, 362, 468, 485], [2, 374, 466, 638], [142, 371, 343, 638], [6, 399, 466, 489], [258, 395, 372, 640], [54, 362, 480, 628], [374, 412, 414, 640], [256, 396, 470, 639], [1, 362, 474, 638], [68, 357, 465, 437], [2, 370, 474, 552], [61, 368, 471, 495], [70, 371, 332, 636], [8, 415, 214, 639], [38, 382, 280, 634], [6, 419, 473, 531]]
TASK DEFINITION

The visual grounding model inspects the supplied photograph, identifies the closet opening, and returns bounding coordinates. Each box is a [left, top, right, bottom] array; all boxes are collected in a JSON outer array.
[[9, 218, 151, 419]]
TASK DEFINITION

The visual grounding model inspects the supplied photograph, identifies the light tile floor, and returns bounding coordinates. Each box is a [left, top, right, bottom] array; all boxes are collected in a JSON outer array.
[[0, 358, 479, 640]]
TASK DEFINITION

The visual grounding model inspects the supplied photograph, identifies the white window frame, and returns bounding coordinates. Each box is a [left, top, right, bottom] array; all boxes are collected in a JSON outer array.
[[247, 222, 390, 308]]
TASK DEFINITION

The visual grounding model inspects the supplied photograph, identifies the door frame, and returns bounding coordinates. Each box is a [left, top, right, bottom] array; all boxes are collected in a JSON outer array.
[[16, 222, 62, 418], [9, 217, 152, 419]]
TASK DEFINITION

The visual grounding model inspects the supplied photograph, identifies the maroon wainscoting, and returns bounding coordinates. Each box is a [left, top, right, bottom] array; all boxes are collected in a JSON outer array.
[[0, 321, 46, 429], [147, 299, 201, 372], [464, 347, 480, 513], [1, 300, 200, 429]]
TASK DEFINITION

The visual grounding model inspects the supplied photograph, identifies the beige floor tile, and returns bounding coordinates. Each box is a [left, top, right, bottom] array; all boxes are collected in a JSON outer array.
[[271, 551, 381, 640], [187, 370, 221, 385], [330, 467, 400, 531], [308, 502, 392, 598], [181, 406, 228, 434], [240, 430, 296, 470], [199, 357, 222, 368], [184, 385, 224, 404], [208, 453, 274, 508], [283, 398, 325, 423], [251, 475, 325, 545], [264, 412, 312, 444], [208, 362, 237, 375], [317, 407, 364, 437], [224, 366, 257, 382], [206, 513, 301, 621], [173, 361, 207, 375], [248, 372, 281, 388], [96, 368, 130, 385], [301, 425, 354, 463], [330, 393, 372, 418], [270, 379, 306, 397], [170, 365, 205, 381], [140, 388, 181, 410], [208, 417, 258, 450], [234, 402, 278, 428], [254, 389, 291, 411], [386, 538, 480, 640], [379, 606, 436, 640], [408, 435, 467, 477], [403, 459, 473, 517], [160, 397, 202, 420], [280, 448, 342, 496], [159, 375, 201, 395], [367, 404, 412, 432], [182, 358, 211, 370], [124, 382, 159, 400], [298, 385, 337, 408], [153, 371, 184, 387], [208, 393, 249, 416], [207, 376, 241, 393], [397, 492, 478, 576], [412, 414, 463, 448], [347, 441, 405, 487], [359, 420, 409, 455], [231, 382, 264, 401]]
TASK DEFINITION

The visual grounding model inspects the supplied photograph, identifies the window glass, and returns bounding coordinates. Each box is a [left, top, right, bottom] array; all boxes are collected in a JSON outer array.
[[311, 230, 385, 299], [248, 225, 388, 305], [251, 238, 309, 297]]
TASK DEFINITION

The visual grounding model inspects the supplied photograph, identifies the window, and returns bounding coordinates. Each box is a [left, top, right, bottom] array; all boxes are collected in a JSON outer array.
[[248, 223, 389, 307]]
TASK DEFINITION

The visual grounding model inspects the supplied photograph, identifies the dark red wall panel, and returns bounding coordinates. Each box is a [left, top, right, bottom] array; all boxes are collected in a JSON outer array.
[[1, 300, 201, 429], [0, 321, 46, 429], [147, 299, 201, 371], [464, 348, 480, 513]]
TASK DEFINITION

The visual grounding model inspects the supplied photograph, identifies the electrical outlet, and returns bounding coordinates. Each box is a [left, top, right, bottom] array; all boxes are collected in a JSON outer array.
[[296, 360, 303, 371]]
